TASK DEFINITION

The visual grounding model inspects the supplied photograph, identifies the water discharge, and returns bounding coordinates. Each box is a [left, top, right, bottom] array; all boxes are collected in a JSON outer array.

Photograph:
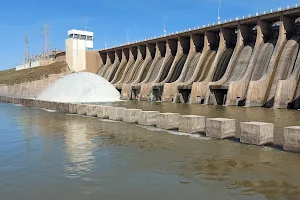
[[38, 72, 120, 103]]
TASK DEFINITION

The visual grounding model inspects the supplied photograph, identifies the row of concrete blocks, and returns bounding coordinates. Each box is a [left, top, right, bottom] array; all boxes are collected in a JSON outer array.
[[1, 96, 300, 153]]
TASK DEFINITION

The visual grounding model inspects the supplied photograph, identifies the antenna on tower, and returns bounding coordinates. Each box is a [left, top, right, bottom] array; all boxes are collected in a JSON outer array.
[[41, 24, 50, 59], [25, 35, 30, 64], [85, 20, 88, 31]]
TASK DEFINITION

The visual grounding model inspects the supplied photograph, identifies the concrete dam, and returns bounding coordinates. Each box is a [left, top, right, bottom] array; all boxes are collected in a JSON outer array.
[[93, 7, 300, 110]]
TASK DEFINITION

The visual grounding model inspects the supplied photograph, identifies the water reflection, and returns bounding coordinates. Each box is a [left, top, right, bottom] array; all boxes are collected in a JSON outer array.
[[14, 108, 97, 178], [64, 120, 96, 178]]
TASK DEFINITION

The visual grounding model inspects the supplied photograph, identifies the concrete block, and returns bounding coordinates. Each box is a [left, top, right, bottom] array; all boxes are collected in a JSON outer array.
[[179, 115, 205, 134], [27, 99, 34, 107], [43, 101, 51, 109], [206, 118, 236, 139], [50, 102, 59, 110], [6, 97, 12, 103], [5, 97, 9, 103], [35, 100, 43, 108], [52, 102, 60, 111], [1, 96, 7, 102], [284, 126, 300, 152], [96, 106, 111, 119], [109, 107, 126, 121], [34, 99, 41, 108], [86, 105, 98, 117], [41, 101, 48, 109], [13, 98, 21, 105], [19, 98, 25, 105], [138, 111, 159, 126], [57, 102, 63, 112], [18, 98, 23, 105], [57, 102, 70, 113], [31, 99, 37, 107], [9, 97, 14, 103], [20, 98, 25, 105], [38, 101, 46, 109], [43, 101, 52, 110], [10, 97, 15, 103], [39, 100, 46, 109], [68, 104, 78, 114], [63, 103, 70, 113], [240, 122, 274, 145], [156, 113, 180, 130], [23, 99, 29, 106], [77, 104, 88, 115], [8, 97, 12, 103], [22, 99, 29, 106], [19, 98, 24, 104], [23, 99, 30, 106], [123, 109, 142, 123]]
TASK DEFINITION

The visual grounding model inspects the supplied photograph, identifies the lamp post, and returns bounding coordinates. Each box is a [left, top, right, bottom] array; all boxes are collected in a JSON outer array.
[[164, 16, 167, 36], [218, 0, 222, 24]]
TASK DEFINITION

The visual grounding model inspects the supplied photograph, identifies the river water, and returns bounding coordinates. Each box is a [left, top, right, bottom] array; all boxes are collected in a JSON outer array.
[[1, 102, 300, 200]]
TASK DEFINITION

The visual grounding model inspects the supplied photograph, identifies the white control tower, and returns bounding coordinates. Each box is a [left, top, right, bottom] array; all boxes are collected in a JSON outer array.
[[68, 29, 94, 49], [66, 29, 94, 72]]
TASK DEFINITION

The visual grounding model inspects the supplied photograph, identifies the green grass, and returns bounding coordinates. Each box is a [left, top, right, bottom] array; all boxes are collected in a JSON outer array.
[[0, 61, 69, 85]]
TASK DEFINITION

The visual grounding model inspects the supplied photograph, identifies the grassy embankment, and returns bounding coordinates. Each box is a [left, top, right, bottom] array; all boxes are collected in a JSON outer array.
[[0, 61, 69, 85]]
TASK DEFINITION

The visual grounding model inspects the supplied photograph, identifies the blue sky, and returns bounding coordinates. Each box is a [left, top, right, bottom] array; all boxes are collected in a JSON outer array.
[[0, 0, 299, 70]]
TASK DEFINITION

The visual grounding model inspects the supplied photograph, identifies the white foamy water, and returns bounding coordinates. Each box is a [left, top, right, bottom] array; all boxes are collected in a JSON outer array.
[[38, 72, 120, 103], [41, 108, 57, 113], [138, 125, 210, 140], [13, 104, 24, 107]]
